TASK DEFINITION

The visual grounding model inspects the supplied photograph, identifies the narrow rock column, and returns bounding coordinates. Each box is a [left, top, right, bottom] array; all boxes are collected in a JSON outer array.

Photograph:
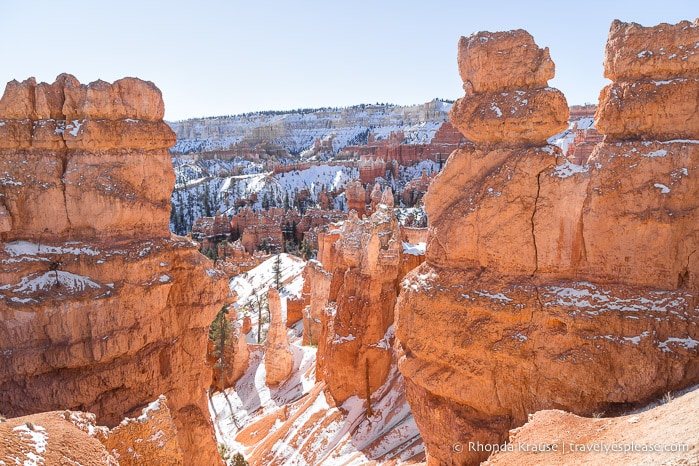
[[265, 288, 293, 387]]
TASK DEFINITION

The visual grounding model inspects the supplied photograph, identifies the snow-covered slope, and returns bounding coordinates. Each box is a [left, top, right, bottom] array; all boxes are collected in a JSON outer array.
[[229, 253, 305, 344], [211, 255, 424, 464], [210, 329, 424, 465], [230, 254, 305, 307], [169, 100, 453, 156]]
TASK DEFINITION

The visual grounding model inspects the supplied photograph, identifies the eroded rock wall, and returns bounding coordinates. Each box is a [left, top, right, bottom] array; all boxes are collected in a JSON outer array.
[[312, 201, 403, 404], [0, 75, 228, 466], [396, 22, 699, 466]]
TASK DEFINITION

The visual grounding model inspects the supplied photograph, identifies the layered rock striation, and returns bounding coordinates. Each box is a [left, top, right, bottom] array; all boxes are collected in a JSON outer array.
[[313, 193, 403, 404], [0, 75, 228, 465], [596, 19, 699, 141], [396, 23, 699, 466]]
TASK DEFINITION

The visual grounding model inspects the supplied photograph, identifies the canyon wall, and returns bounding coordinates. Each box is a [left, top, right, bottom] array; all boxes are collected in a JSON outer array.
[[0, 75, 228, 465], [395, 22, 699, 465]]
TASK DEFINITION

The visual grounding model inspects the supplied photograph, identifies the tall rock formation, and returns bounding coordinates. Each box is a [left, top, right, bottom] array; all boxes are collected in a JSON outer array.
[[265, 287, 294, 386], [395, 22, 699, 466], [0, 75, 228, 465], [597, 19, 699, 141], [314, 202, 403, 404], [449, 30, 568, 146], [345, 180, 367, 217], [302, 259, 333, 346]]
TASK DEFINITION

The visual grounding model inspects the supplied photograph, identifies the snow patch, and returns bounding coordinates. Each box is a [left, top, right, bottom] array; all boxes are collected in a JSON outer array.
[[473, 290, 512, 303], [334, 334, 356, 344], [553, 161, 589, 178], [12, 424, 48, 466], [3, 241, 100, 257], [653, 183, 671, 194], [402, 241, 425, 256], [658, 336, 699, 353], [3, 271, 102, 295], [68, 119, 82, 137], [137, 397, 163, 421], [642, 149, 667, 158]]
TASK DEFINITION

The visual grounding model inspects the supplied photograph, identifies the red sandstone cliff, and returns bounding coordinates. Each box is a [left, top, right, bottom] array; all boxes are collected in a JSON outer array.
[[395, 22, 699, 466], [0, 75, 229, 465]]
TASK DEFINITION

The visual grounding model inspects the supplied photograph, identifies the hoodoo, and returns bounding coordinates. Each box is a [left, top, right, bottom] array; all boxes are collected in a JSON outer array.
[[395, 21, 699, 465], [0, 75, 229, 465], [315, 198, 403, 403]]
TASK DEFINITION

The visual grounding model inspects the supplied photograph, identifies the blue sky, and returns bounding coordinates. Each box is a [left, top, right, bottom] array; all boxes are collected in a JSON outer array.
[[0, 0, 694, 120]]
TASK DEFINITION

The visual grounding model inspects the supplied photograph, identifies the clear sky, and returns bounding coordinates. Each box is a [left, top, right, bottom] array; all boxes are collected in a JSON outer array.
[[0, 0, 694, 120]]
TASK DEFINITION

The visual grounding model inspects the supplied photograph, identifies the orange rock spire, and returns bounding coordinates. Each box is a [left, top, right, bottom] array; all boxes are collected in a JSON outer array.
[[396, 22, 699, 466]]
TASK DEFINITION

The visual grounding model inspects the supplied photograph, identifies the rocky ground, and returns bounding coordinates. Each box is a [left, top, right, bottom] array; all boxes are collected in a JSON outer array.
[[484, 386, 699, 465]]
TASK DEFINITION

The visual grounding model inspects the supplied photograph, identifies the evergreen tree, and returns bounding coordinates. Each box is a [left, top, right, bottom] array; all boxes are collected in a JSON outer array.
[[209, 305, 234, 392], [230, 453, 249, 466], [273, 254, 282, 289], [299, 240, 314, 260], [203, 183, 213, 217]]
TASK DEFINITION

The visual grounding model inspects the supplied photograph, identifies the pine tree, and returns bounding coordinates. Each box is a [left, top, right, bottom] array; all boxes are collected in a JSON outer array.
[[203, 183, 213, 217], [273, 254, 282, 289], [231, 452, 249, 466], [299, 240, 314, 260], [209, 305, 234, 392]]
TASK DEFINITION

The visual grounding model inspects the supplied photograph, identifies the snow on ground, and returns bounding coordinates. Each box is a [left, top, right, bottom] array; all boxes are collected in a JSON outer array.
[[2, 271, 102, 295], [229, 253, 306, 345], [209, 326, 423, 465], [230, 253, 305, 305], [211, 256, 423, 464], [209, 322, 318, 456], [10, 424, 48, 466], [402, 242, 426, 256], [274, 164, 357, 194]]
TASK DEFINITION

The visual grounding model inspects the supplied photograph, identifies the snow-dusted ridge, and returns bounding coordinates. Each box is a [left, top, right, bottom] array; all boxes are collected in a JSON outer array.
[[169, 100, 453, 156]]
